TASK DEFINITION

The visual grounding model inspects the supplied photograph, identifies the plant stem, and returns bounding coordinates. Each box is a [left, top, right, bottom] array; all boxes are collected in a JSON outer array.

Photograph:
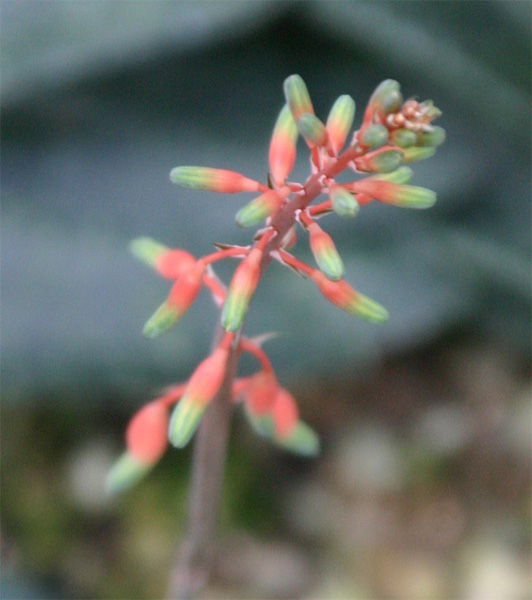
[[167, 326, 238, 600]]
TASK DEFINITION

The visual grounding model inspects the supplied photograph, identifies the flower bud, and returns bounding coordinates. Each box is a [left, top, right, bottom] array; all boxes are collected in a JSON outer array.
[[360, 124, 389, 149], [235, 190, 285, 228], [416, 126, 446, 147], [242, 370, 278, 416], [283, 74, 314, 122], [271, 388, 299, 438], [269, 104, 298, 185], [330, 185, 360, 218], [368, 166, 413, 184], [296, 113, 328, 147], [352, 179, 436, 209], [170, 166, 262, 193], [363, 80, 402, 125], [129, 238, 197, 279], [126, 400, 169, 464], [168, 341, 231, 448], [326, 94, 355, 154], [401, 146, 436, 163], [354, 147, 404, 173], [390, 128, 418, 148], [143, 261, 205, 338], [306, 221, 345, 281], [275, 421, 320, 456], [221, 248, 262, 332], [311, 271, 389, 323], [105, 452, 152, 495]]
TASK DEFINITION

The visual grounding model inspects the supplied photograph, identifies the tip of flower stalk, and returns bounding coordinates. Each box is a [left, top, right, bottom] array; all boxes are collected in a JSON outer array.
[[275, 421, 320, 457], [168, 397, 206, 448], [283, 74, 314, 121], [142, 302, 181, 338], [105, 452, 152, 495], [369, 79, 403, 116]]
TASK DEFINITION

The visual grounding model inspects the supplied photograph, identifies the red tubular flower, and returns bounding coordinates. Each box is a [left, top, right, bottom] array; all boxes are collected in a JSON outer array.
[[349, 178, 436, 209], [126, 400, 169, 464], [269, 104, 298, 186], [310, 270, 389, 323], [271, 388, 299, 438], [143, 261, 206, 338], [326, 94, 355, 154], [170, 166, 264, 193], [303, 217, 345, 281], [168, 332, 234, 448], [221, 247, 262, 332], [242, 369, 279, 416], [129, 237, 197, 279]]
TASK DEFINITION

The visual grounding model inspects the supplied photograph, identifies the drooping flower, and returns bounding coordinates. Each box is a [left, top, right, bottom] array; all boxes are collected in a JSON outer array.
[[168, 333, 234, 448], [143, 261, 206, 338]]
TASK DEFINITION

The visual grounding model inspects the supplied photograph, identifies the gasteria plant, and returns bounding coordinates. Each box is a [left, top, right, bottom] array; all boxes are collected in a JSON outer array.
[[106, 74, 444, 594]]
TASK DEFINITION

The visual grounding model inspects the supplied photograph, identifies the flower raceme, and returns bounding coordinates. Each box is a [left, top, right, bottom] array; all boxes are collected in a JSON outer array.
[[108, 74, 444, 492]]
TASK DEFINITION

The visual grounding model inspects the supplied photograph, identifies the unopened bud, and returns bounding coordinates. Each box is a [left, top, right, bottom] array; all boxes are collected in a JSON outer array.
[[297, 113, 328, 147], [283, 74, 314, 122], [352, 179, 436, 209], [311, 271, 389, 323], [330, 185, 360, 218], [401, 146, 436, 163], [168, 340, 231, 448], [143, 262, 205, 338], [170, 166, 262, 193], [307, 221, 344, 281], [126, 400, 169, 463], [269, 104, 298, 185], [236, 190, 285, 228], [390, 128, 418, 148], [355, 147, 404, 173], [221, 248, 262, 332], [368, 166, 413, 184], [416, 126, 446, 147], [326, 94, 355, 154], [360, 124, 389, 149]]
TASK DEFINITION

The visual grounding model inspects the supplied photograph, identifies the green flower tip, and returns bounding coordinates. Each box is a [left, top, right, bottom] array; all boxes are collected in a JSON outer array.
[[349, 293, 389, 324], [168, 398, 206, 448], [105, 452, 152, 495], [296, 113, 327, 146], [402, 146, 436, 163], [129, 237, 169, 267], [283, 74, 313, 120], [276, 421, 320, 457], [417, 126, 446, 147], [369, 166, 413, 184], [360, 124, 389, 149], [142, 302, 181, 338]]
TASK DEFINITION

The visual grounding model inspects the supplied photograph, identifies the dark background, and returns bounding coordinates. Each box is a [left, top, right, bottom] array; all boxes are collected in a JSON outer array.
[[2, 2, 530, 599]]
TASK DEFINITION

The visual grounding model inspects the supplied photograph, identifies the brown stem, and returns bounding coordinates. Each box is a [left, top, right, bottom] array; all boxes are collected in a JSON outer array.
[[167, 326, 238, 600]]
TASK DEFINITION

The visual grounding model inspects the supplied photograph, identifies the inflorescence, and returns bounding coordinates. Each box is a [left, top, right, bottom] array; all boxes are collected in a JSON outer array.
[[107, 75, 444, 493]]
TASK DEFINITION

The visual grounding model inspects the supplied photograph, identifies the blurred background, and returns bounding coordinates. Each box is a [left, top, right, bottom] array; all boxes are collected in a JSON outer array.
[[1, 2, 530, 598]]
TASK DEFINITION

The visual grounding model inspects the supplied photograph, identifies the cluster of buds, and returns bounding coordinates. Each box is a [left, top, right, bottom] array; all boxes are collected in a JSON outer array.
[[107, 75, 444, 493]]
